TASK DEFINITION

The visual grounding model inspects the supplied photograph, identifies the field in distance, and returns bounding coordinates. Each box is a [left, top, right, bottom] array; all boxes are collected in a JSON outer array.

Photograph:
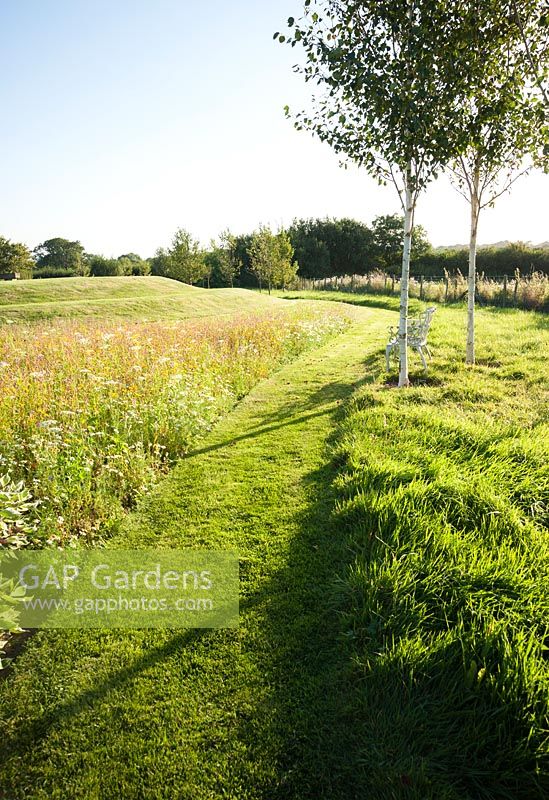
[[0, 276, 282, 323]]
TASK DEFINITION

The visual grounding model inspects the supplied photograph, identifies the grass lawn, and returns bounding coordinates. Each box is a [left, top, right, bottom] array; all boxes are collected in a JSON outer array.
[[0, 276, 283, 323], [0, 293, 547, 798]]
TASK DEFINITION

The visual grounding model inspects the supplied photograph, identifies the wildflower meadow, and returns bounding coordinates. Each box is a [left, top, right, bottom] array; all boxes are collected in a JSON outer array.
[[0, 305, 347, 548]]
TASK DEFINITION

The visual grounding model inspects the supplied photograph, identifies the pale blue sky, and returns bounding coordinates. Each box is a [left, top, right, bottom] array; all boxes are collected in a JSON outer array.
[[1, 0, 547, 257]]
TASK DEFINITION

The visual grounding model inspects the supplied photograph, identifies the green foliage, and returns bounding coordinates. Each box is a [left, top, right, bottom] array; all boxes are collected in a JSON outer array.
[[0, 474, 38, 548], [216, 229, 242, 287], [117, 253, 150, 276], [280, 1, 477, 386], [416, 242, 549, 277], [372, 214, 430, 272], [150, 246, 171, 277], [34, 238, 86, 276], [248, 225, 298, 292], [288, 217, 375, 279], [166, 228, 208, 285], [0, 569, 25, 634], [203, 232, 241, 289], [281, 2, 473, 195], [0, 237, 34, 277], [85, 254, 123, 277]]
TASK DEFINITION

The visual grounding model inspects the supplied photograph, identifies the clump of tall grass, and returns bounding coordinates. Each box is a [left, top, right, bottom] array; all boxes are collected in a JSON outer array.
[[329, 307, 549, 797], [0, 306, 347, 546], [301, 269, 549, 310]]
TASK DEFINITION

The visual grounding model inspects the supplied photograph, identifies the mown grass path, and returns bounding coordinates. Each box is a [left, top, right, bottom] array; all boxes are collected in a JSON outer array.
[[1, 305, 392, 799]]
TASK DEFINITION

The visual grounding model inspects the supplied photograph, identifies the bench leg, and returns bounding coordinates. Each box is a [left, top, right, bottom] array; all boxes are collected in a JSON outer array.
[[385, 343, 393, 371], [417, 346, 428, 371]]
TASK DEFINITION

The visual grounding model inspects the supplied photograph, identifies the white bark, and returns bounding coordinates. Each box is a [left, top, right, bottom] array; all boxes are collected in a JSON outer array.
[[466, 164, 481, 365], [398, 167, 414, 387]]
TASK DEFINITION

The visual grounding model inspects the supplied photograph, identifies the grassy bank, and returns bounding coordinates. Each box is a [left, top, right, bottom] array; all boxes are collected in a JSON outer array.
[[329, 300, 549, 797], [0, 277, 283, 323]]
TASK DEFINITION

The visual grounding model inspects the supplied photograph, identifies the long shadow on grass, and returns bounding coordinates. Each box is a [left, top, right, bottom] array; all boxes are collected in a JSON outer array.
[[0, 628, 211, 762], [224, 373, 370, 798], [230, 369, 547, 798], [184, 375, 376, 462]]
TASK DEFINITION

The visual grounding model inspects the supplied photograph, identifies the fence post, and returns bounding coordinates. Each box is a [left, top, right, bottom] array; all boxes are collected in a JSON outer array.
[[513, 275, 519, 307], [384, 274, 388, 292], [391, 275, 395, 294], [420, 275, 424, 300], [503, 274, 508, 307], [444, 275, 449, 303]]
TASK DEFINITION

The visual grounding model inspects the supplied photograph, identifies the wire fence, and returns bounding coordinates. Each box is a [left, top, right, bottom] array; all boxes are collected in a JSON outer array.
[[296, 269, 549, 312]]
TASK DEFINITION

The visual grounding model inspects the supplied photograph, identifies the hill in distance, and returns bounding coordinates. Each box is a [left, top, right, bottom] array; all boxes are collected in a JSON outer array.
[[0, 276, 282, 324], [434, 240, 549, 251]]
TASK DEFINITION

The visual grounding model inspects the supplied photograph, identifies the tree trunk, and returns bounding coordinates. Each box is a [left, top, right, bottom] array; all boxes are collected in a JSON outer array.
[[398, 167, 414, 387], [466, 165, 480, 365]]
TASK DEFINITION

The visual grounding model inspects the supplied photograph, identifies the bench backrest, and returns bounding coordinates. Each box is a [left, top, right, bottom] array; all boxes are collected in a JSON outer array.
[[408, 306, 436, 345]]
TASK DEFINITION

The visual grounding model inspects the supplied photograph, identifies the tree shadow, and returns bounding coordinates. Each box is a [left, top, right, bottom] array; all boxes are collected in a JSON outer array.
[[0, 628, 207, 761], [2, 346, 543, 798], [233, 441, 547, 798]]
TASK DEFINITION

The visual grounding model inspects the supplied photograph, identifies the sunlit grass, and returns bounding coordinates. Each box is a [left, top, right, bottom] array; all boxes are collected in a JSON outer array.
[[0, 277, 285, 323], [0, 305, 347, 546]]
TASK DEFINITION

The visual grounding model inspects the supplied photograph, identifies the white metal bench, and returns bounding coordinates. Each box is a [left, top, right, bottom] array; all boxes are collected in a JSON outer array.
[[385, 306, 436, 371]]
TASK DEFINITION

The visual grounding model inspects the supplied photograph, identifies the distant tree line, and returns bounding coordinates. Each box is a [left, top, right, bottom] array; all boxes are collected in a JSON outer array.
[[1, 218, 548, 286], [414, 241, 549, 278]]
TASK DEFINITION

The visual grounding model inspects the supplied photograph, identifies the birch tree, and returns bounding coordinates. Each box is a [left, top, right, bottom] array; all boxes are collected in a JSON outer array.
[[278, 0, 472, 386], [510, 0, 549, 108], [448, 2, 548, 363]]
